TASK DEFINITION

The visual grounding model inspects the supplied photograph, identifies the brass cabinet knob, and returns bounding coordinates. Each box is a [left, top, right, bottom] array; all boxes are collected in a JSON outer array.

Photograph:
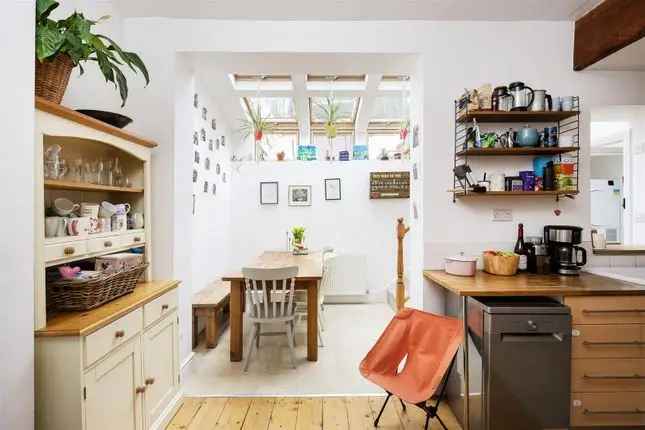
[[145, 377, 155, 385], [133, 237, 141, 242], [161, 304, 169, 311], [135, 386, 146, 394], [104, 241, 113, 247], [114, 330, 125, 338], [63, 247, 75, 255]]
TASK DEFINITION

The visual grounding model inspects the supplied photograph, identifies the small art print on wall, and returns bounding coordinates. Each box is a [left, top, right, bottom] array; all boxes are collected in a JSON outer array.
[[194, 151, 200, 164], [205, 157, 211, 170], [193, 93, 198, 108], [412, 124, 420, 148], [211, 118, 217, 130], [208, 139, 213, 151], [324, 178, 341, 201], [202, 107, 207, 121], [221, 136, 226, 147], [212, 183, 217, 196], [192, 169, 198, 183], [216, 138, 220, 150], [288, 185, 312, 207], [260, 182, 279, 205], [193, 131, 198, 146], [200, 128, 206, 142], [203, 181, 209, 193]]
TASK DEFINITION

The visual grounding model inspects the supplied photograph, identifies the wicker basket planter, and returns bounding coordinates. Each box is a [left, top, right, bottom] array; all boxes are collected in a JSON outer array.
[[47, 263, 148, 311], [35, 54, 74, 104]]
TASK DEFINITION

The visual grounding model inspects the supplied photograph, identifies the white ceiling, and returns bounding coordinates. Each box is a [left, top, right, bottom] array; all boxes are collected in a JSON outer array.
[[116, 0, 593, 21], [588, 37, 645, 71]]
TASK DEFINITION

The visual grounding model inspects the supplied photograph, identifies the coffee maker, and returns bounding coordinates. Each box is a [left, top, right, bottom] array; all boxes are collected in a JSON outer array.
[[544, 225, 587, 276]]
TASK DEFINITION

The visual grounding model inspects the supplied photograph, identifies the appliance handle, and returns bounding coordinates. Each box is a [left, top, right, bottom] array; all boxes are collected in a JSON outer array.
[[574, 246, 587, 266], [501, 333, 564, 342], [583, 340, 645, 346], [525, 86, 535, 108], [582, 309, 645, 314]]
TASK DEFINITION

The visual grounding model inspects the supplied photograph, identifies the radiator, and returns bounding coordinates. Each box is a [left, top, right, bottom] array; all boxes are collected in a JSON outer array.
[[324, 254, 368, 303]]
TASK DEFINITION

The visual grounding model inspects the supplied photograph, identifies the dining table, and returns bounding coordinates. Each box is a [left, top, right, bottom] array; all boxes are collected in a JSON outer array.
[[222, 251, 323, 362]]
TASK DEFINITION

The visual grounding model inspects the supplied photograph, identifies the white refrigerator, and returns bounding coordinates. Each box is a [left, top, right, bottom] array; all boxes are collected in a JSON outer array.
[[590, 178, 623, 243]]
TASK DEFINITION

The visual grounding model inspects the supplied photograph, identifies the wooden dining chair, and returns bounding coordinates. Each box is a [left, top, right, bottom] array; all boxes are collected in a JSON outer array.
[[242, 266, 299, 372]]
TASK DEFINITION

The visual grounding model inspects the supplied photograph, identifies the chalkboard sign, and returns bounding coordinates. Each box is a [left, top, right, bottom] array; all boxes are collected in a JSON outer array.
[[370, 171, 410, 199]]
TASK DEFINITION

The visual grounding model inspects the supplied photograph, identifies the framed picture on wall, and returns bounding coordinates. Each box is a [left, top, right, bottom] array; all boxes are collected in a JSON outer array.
[[260, 182, 279, 205], [324, 178, 341, 201], [288, 185, 312, 206]]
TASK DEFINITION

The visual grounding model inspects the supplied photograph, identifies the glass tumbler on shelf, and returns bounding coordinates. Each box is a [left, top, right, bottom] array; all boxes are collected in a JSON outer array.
[[70, 158, 83, 182]]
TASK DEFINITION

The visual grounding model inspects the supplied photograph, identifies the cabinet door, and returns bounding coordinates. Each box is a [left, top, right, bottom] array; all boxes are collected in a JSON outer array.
[[84, 339, 143, 430], [143, 312, 179, 427]]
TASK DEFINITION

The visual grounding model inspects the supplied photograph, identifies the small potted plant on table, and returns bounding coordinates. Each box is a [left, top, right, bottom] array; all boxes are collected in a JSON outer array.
[[291, 226, 308, 255]]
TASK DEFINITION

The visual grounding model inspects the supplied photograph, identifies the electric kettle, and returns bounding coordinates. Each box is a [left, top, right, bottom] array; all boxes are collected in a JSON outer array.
[[508, 82, 535, 111]]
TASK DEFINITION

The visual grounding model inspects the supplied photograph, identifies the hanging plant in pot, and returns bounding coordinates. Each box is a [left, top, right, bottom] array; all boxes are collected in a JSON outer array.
[[238, 105, 273, 160], [35, 0, 149, 106], [316, 97, 341, 139], [399, 120, 410, 141]]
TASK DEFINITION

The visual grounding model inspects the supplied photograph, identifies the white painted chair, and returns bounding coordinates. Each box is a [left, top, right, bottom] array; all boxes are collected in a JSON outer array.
[[295, 247, 336, 347], [242, 266, 299, 372]]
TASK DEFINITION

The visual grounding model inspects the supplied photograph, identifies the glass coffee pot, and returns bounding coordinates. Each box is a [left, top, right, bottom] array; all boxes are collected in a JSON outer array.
[[508, 82, 535, 111]]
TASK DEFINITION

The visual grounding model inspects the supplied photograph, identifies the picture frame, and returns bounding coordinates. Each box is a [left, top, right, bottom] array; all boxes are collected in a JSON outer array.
[[288, 185, 312, 207], [412, 124, 420, 148], [324, 178, 341, 201], [260, 182, 279, 205]]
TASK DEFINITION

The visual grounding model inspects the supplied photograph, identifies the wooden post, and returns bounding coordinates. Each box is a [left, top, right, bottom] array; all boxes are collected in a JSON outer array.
[[396, 218, 410, 311]]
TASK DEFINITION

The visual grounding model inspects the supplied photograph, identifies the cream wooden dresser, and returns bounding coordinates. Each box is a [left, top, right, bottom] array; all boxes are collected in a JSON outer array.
[[34, 99, 181, 430]]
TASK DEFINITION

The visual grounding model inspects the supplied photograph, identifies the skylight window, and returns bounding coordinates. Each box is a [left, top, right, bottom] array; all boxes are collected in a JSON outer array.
[[229, 74, 293, 91], [309, 96, 360, 125], [370, 95, 409, 123], [378, 75, 411, 91], [306, 75, 367, 91], [243, 97, 297, 123]]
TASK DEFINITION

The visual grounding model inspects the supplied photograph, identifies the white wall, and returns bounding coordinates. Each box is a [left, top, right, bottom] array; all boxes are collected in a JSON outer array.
[[229, 160, 410, 296], [1, 2, 34, 429], [591, 155, 622, 180]]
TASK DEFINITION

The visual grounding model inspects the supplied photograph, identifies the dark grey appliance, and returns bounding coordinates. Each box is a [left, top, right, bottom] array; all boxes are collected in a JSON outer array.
[[544, 225, 587, 275], [448, 296, 571, 430]]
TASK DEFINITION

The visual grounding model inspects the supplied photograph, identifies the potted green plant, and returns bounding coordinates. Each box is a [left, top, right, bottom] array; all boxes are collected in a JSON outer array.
[[238, 104, 273, 142], [400, 120, 410, 141], [35, 0, 149, 106], [315, 97, 341, 139], [291, 226, 306, 254]]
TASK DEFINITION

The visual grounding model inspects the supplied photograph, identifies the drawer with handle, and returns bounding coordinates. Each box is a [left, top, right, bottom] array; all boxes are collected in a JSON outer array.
[[87, 234, 120, 254], [566, 296, 645, 325], [84, 307, 143, 368], [572, 358, 645, 392], [44, 240, 88, 263], [121, 230, 145, 248], [571, 392, 645, 427], [572, 324, 645, 358], [144, 289, 178, 328]]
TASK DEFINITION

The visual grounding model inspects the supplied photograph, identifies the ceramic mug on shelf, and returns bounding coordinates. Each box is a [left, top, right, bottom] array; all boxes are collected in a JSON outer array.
[[115, 203, 131, 215], [112, 214, 127, 232], [99, 201, 117, 219], [45, 217, 68, 238], [53, 198, 79, 217], [130, 212, 144, 229], [551, 96, 561, 112], [67, 217, 90, 237], [562, 96, 574, 111], [80, 202, 100, 218]]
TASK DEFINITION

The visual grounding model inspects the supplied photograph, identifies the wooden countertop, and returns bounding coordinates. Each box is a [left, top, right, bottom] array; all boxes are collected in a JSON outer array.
[[593, 245, 645, 255], [35, 280, 180, 337], [222, 251, 323, 281], [423, 270, 645, 297]]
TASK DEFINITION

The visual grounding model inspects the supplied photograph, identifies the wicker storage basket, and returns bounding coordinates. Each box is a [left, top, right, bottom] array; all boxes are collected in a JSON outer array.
[[47, 263, 148, 311], [483, 253, 519, 276], [35, 54, 74, 104]]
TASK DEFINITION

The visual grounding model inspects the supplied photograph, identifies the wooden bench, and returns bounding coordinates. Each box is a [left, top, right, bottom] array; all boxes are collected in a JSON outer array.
[[192, 281, 230, 349]]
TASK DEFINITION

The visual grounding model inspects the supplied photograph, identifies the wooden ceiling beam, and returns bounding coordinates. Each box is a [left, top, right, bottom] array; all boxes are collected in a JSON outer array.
[[574, 0, 645, 71]]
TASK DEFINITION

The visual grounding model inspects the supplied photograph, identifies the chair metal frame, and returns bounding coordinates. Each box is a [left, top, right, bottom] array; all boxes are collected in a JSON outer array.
[[373, 356, 457, 430]]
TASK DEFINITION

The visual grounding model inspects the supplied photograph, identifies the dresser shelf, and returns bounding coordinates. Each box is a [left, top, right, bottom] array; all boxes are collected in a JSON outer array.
[[44, 179, 144, 193]]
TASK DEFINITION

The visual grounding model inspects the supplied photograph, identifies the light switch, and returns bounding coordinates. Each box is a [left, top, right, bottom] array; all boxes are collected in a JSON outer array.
[[492, 209, 513, 222]]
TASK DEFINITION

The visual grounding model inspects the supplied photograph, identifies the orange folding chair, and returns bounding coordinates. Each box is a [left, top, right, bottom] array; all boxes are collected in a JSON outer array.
[[359, 308, 463, 430]]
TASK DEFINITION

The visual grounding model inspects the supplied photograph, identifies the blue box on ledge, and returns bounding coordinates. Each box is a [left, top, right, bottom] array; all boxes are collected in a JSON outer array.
[[353, 145, 368, 160], [297, 145, 317, 161]]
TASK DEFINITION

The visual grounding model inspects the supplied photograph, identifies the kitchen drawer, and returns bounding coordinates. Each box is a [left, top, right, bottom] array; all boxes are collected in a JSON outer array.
[[144, 289, 177, 328], [571, 392, 645, 427], [121, 230, 145, 248], [87, 234, 120, 254], [572, 358, 645, 392], [84, 307, 143, 367], [44, 240, 87, 262], [572, 324, 644, 358], [567, 296, 645, 325]]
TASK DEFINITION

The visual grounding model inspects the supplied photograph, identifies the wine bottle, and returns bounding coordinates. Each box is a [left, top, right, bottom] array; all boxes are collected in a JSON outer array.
[[514, 223, 528, 271]]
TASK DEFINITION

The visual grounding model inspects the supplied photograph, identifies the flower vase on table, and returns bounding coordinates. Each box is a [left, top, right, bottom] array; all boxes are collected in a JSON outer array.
[[291, 226, 309, 255]]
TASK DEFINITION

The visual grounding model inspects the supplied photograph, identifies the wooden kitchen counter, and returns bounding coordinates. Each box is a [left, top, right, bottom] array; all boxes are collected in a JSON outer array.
[[424, 270, 645, 297], [35, 280, 180, 337]]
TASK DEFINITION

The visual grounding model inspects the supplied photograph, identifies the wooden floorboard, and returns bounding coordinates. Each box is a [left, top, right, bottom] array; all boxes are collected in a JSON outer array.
[[167, 397, 461, 430]]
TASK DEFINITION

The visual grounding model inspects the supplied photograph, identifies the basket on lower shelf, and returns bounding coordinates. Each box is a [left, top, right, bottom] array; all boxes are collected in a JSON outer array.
[[47, 263, 148, 311]]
